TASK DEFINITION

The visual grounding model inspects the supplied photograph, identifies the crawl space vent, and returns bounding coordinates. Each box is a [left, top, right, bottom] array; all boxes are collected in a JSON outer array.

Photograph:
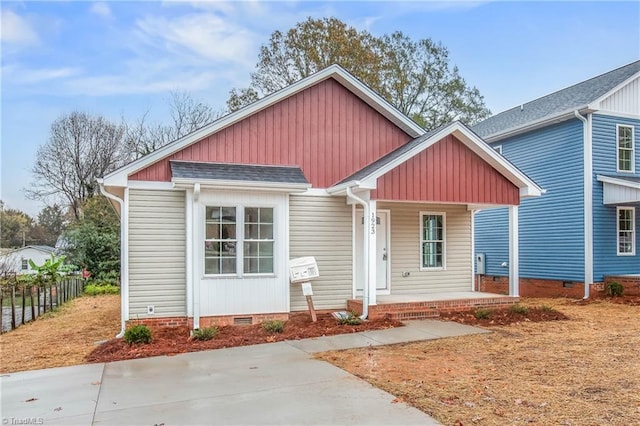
[[233, 317, 253, 325]]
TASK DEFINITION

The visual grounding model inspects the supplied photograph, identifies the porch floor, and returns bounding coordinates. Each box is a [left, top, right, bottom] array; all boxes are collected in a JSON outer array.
[[348, 291, 518, 321]]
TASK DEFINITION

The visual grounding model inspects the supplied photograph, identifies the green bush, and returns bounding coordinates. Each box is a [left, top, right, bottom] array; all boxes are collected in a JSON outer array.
[[540, 305, 554, 312], [84, 284, 120, 295], [509, 304, 529, 315], [336, 312, 362, 326], [474, 308, 493, 319], [124, 325, 152, 345], [192, 326, 219, 341], [605, 282, 624, 297], [262, 320, 285, 334]]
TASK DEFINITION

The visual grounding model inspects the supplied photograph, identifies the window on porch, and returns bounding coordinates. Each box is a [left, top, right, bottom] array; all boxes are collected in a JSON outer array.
[[617, 207, 635, 256], [420, 212, 446, 269]]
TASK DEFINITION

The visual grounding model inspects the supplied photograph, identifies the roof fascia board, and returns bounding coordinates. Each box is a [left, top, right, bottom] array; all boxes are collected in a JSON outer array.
[[104, 65, 424, 186], [171, 177, 311, 192], [588, 72, 640, 110], [597, 175, 640, 190]]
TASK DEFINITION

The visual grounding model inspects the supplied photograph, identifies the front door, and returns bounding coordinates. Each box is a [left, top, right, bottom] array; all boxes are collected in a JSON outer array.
[[355, 210, 389, 293]]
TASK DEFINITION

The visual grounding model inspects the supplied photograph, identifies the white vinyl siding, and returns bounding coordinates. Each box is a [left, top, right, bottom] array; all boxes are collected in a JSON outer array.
[[289, 195, 353, 311], [379, 202, 472, 294], [617, 207, 636, 256], [129, 189, 186, 318], [617, 124, 635, 173]]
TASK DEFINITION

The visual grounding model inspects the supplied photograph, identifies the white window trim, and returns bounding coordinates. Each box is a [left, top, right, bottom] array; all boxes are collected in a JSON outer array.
[[21, 258, 29, 270], [203, 205, 277, 278], [616, 124, 635, 173], [616, 206, 636, 256], [419, 211, 446, 271]]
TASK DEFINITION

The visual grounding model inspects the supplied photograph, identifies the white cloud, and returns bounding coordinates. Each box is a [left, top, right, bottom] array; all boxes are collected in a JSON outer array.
[[1, 10, 39, 45], [135, 13, 257, 65], [2, 64, 81, 84], [90, 2, 113, 19]]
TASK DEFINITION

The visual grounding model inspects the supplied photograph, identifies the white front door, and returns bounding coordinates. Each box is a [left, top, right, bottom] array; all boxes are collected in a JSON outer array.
[[355, 210, 389, 293]]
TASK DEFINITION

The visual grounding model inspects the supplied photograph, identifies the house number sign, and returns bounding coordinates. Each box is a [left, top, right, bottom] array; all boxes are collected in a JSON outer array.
[[370, 212, 376, 235]]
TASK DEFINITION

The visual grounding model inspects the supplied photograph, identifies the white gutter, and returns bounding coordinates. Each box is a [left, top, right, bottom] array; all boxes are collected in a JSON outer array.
[[574, 110, 593, 299], [98, 181, 128, 338], [346, 187, 369, 320]]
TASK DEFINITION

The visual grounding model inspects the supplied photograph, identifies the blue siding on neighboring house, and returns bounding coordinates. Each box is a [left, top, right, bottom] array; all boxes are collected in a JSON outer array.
[[475, 119, 586, 281], [592, 114, 640, 280]]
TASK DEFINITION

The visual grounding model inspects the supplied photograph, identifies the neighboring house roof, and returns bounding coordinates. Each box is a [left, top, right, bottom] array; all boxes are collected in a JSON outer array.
[[2, 245, 56, 256], [473, 60, 640, 141], [170, 160, 310, 187], [329, 121, 543, 198], [102, 65, 425, 187]]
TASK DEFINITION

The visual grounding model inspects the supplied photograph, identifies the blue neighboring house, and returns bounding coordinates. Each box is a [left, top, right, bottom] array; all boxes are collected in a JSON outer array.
[[474, 61, 640, 298]]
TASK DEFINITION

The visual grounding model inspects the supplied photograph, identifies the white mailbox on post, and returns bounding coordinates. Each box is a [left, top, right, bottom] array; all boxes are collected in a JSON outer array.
[[289, 257, 320, 322]]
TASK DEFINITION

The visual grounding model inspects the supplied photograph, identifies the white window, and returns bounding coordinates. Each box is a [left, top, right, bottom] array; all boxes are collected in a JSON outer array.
[[204, 206, 275, 276], [617, 207, 635, 256], [617, 125, 634, 173], [420, 212, 445, 269], [21, 259, 28, 270]]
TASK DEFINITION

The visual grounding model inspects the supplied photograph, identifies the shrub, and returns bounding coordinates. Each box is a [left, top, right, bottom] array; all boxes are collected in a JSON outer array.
[[605, 282, 624, 297], [84, 284, 120, 296], [262, 320, 285, 333], [192, 326, 219, 341], [336, 312, 362, 326], [474, 308, 493, 319], [540, 305, 554, 312], [509, 304, 529, 315], [124, 325, 152, 345]]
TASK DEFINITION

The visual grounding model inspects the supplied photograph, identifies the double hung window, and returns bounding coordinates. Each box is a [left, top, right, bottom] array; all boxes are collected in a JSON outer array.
[[617, 207, 635, 256], [420, 213, 445, 269], [617, 125, 634, 173]]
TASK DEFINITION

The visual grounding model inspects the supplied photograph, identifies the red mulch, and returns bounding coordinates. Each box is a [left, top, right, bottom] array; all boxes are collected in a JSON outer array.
[[439, 306, 569, 327], [85, 313, 402, 363]]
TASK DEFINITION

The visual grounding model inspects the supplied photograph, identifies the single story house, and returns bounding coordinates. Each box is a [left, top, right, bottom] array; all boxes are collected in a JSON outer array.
[[100, 65, 541, 333], [1, 245, 56, 275]]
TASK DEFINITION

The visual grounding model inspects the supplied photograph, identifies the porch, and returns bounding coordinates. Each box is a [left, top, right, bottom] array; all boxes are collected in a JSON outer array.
[[347, 292, 518, 321]]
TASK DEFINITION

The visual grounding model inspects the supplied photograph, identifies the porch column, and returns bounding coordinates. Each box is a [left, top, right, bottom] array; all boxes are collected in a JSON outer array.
[[367, 200, 377, 306], [508, 205, 519, 297]]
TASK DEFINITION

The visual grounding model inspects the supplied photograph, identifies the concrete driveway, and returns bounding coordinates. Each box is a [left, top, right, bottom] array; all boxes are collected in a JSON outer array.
[[1, 320, 487, 425]]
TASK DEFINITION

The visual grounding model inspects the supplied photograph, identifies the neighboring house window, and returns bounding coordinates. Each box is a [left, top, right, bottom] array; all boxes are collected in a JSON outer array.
[[420, 212, 445, 269], [21, 259, 29, 270], [617, 207, 635, 256], [493, 145, 503, 155], [617, 125, 634, 172], [204, 206, 275, 275]]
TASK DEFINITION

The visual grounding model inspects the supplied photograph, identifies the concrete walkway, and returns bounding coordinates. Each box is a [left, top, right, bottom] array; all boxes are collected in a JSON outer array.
[[1, 320, 488, 425]]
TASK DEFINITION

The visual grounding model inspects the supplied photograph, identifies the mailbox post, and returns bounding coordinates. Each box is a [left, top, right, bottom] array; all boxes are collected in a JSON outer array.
[[289, 257, 320, 322]]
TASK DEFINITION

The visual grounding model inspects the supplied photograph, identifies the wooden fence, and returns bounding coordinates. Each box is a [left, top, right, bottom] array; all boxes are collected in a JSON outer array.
[[0, 274, 85, 333]]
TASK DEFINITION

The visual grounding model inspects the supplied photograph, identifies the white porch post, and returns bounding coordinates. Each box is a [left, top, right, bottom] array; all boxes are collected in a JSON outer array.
[[508, 205, 519, 297], [368, 200, 377, 306]]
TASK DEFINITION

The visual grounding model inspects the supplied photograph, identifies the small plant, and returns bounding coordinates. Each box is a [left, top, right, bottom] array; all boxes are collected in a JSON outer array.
[[262, 320, 285, 334], [474, 308, 493, 319], [336, 312, 362, 326], [509, 304, 529, 315], [84, 284, 120, 296], [124, 325, 152, 345], [192, 326, 219, 341], [540, 305, 554, 312], [605, 282, 624, 297]]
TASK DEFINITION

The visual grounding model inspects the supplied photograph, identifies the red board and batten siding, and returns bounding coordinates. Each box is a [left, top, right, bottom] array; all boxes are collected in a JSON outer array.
[[372, 135, 520, 205], [130, 78, 412, 187]]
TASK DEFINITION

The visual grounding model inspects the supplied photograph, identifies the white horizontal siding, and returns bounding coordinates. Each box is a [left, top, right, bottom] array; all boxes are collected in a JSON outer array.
[[129, 189, 186, 318], [289, 195, 353, 311], [379, 202, 472, 294]]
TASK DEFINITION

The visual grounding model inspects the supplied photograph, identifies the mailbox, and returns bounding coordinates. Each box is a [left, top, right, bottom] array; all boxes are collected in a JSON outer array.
[[289, 257, 320, 284]]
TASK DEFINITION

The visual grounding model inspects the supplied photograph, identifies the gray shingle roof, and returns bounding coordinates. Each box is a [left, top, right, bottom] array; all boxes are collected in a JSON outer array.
[[473, 61, 640, 139], [170, 161, 310, 185], [28, 245, 56, 253]]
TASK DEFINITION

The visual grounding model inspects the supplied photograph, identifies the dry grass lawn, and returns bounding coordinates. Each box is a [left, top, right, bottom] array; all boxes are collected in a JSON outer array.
[[0, 295, 120, 373], [318, 298, 640, 426]]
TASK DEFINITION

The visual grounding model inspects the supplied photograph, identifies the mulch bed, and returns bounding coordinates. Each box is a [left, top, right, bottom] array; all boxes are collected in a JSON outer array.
[[86, 312, 402, 363], [438, 305, 569, 326]]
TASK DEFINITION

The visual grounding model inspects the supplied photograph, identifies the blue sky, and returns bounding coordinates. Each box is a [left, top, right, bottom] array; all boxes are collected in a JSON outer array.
[[1, 1, 639, 217]]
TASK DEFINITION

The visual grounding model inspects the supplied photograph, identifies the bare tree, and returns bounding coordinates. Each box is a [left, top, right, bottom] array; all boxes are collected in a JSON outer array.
[[27, 112, 126, 220], [124, 91, 220, 159]]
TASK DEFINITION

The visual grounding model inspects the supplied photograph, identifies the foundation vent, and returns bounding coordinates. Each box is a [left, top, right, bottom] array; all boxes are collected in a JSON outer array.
[[233, 317, 253, 325]]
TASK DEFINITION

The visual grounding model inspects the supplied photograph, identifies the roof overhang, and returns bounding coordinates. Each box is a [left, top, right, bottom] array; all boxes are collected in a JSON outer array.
[[329, 121, 543, 199], [597, 175, 640, 205], [102, 65, 425, 187], [172, 178, 310, 193]]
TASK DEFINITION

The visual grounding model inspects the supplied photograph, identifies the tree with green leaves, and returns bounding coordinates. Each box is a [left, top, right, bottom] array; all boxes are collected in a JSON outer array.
[[0, 203, 33, 248], [227, 17, 490, 129]]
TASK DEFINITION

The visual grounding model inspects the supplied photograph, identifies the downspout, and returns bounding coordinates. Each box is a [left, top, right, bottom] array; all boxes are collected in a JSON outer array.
[[574, 110, 593, 299], [346, 187, 370, 320], [99, 183, 127, 338]]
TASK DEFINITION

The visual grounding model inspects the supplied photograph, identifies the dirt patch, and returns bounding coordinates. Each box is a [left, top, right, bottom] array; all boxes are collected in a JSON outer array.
[[439, 304, 569, 326], [318, 298, 640, 426], [86, 313, 402, 363], [0, 295, 120, 373]]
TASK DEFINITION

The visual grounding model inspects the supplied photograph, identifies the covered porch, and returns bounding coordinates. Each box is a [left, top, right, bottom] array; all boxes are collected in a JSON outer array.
[[347, 291, 517, 320]]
